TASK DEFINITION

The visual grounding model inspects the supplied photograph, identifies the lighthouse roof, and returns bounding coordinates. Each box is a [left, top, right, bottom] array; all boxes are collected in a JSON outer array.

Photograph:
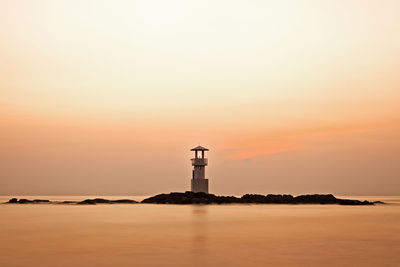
[[191, 146, 209, 151]]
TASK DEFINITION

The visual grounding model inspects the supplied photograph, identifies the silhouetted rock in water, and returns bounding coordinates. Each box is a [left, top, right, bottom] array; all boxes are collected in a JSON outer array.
[[91, 198, 110, 204], [111, 199, 137, 204], [8, 198, 18, 203], [4, 195, 378, 205], [78, 199, 97, 205], [77, 198, 138, 205], [142, 192, 377, 205], [337, 199, 374, 205], [5, 198, 137, 205], [18, 199, 34, 204], [6, 198, 51, 204], [241, 194, 294, 203], [142, 191, 242, 204], [293, 194, 338, 204]]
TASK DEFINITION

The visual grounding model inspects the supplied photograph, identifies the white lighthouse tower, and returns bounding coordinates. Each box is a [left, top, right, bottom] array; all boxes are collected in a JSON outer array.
[[190, 146, 209, 193]]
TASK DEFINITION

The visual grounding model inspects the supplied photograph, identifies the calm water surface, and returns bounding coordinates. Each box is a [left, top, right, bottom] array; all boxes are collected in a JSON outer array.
[[0, 196, 399, 267]]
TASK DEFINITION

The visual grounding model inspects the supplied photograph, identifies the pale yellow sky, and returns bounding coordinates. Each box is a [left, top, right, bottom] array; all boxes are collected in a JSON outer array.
[[1, 0, 399, 195]]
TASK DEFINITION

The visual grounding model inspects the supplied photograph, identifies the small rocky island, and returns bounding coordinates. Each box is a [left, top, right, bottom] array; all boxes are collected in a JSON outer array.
[[143, 192, 380, 205], [5, 192, 382, 205]]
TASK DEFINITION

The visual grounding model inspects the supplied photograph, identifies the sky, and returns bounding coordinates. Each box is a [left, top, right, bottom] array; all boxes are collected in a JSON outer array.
[[1, 0, 399, 196]]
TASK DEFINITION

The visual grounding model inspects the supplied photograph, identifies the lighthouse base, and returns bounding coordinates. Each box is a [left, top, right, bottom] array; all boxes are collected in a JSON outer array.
[[191, 179, 209, 194]]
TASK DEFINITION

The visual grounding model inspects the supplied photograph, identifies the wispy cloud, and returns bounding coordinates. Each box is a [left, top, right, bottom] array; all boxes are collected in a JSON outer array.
[[223, 120, 399, 160]]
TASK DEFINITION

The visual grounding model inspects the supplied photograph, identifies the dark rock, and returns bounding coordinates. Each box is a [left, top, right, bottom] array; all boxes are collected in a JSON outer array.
[[77, 198, 138, 205], [266, 194, 294, 203], [5, 195, 379, 206], [293, 194, 338, 204], [241, 194, 295, 203], [111, 199, 138, 204], [8, 198, 18, 203], [142, 192, 377, 205], [241, 194, 269, 203], [338, 199, 373, 205], [142, 191, 242, 204], [7, 198, 49, 204], [18, 199, 33, 204], [78, 199, 97, 205], [92, 198, 111, 204]]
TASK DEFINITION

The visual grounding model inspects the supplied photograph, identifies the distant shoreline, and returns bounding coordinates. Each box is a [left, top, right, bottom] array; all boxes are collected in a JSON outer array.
[[4, 192, 384, 205]]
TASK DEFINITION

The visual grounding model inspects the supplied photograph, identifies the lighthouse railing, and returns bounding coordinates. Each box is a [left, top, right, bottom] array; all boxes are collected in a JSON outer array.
[[191, 158, 208, 166]]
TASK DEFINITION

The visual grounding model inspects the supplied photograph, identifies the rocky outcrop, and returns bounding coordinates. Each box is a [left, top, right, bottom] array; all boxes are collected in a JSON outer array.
[[5, 195, 380, 205], [142, 192, 378, 205], [8, 198, 18, 203], [241, 194, 294, 203], [77, 198, 138, 205], [111, 199, 139, 204], [17, 199, 34, 204], [142, 192, 241, 204], [6, 198, 138, 205], [7, 198, 51, 204]]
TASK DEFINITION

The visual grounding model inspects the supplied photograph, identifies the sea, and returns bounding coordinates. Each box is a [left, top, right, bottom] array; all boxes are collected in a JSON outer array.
[[0, 195, 399, 267]]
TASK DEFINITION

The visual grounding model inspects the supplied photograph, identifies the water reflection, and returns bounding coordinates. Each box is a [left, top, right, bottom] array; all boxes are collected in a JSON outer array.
[[191, 205, 208, 265], [1, 198, 399, 267]]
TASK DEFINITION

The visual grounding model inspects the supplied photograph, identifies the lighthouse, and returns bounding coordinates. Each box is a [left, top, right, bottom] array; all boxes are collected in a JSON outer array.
[[190, 146, 209, 193]]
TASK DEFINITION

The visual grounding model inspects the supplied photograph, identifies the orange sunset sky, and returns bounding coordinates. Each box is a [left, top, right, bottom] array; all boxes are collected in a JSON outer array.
[[1, 0, 399, 195]]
